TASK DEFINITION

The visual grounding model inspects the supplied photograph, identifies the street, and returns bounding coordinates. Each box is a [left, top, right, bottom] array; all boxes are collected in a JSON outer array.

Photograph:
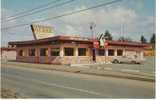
[[1, 65, 155, 98]]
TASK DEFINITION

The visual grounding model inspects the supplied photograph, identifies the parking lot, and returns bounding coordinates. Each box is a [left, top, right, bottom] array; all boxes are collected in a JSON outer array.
[[87, 56, 155, 75]]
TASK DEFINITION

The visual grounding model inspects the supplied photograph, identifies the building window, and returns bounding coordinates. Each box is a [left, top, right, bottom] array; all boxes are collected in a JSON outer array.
[[98, 49, 105, 56], [64, 48, 74, 56], [108, 49, 114, 56], [117, 50, 123, 56], [29, 49, 35, 56], [51, 48, 60, 56], [40, 48, 48, 56], [78, 48, 86, 56], [19, 50, 24, 56]]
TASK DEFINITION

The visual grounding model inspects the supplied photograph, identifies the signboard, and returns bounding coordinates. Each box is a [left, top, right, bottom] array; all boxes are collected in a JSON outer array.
[[100, 38, 104, 47], [93, 41, 99, 48], [97, 33, 105, 47], [104, 42, 109, 48], [97, 33, 109, 48], [31, 24, 53, 40]]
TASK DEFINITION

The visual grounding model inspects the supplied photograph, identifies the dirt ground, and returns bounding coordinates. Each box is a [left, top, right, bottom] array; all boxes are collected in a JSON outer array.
[[1, 88, 17, 98]]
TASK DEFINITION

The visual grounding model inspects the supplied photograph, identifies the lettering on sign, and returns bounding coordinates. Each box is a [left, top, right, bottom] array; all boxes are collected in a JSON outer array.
[[31, 24, 53, 40]]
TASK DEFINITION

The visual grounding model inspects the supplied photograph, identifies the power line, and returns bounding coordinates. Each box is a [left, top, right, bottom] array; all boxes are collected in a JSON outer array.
[[4, 0, 60, 20], [2, 0, 122, 30], [4, 0, 75, 22]]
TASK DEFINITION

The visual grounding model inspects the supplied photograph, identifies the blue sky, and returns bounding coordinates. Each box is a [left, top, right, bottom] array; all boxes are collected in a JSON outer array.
[[1, 0, 155, 46]]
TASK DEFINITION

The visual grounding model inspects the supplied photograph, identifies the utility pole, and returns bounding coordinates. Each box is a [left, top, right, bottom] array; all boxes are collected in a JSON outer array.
[[90, 22, 96, 39], [120, 20, 125, 42], [90, 22, 96, 63]]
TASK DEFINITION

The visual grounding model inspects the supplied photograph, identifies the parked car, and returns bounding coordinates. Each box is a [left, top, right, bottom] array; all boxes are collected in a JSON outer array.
[[112, 56, 145, 64]]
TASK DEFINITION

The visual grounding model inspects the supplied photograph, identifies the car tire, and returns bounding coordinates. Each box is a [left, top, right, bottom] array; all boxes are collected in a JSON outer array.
[[113, 59, 119, 64]]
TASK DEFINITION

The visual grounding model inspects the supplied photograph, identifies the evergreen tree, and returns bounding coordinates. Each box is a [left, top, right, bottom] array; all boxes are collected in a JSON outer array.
[[150, 33, 155, 49], [118, 36, 132, 42], [150, 33, 155, 44], [104, 30, 113, 40], [140, 35, 147, 43]]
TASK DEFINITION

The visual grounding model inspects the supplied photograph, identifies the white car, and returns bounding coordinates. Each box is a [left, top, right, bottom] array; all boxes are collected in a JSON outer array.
[[112, 56, 145, 64]]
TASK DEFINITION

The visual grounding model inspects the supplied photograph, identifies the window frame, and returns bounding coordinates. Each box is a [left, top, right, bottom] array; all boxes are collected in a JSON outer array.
[[29, 48, 36, 56], [40, 48, 48, 56], [78, 48, 87, 56], [50, 48, 60, 56], [98, 49, 105, 56], [18, 49, 24, 56], [117, 49, 123, 56], [64, 48, 74, 56], [108, 49, 114, 56]]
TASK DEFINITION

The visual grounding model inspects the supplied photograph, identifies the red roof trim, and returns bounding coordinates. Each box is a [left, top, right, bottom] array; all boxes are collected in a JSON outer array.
[[8, 35, 150, 47], [9, 35, 92, 45], [106, 40, 150, 47]]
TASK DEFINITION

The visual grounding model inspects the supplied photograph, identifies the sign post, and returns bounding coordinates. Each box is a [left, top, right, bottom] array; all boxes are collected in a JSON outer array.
[[90, 22, 96, 63], [92, 40, 99, 62]]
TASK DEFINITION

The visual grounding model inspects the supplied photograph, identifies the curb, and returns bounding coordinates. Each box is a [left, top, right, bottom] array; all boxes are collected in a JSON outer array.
[[79, 70, 155, 82]]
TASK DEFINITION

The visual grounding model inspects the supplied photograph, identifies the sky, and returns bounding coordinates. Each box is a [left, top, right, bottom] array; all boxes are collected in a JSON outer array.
[[1, 0, 155, 46]]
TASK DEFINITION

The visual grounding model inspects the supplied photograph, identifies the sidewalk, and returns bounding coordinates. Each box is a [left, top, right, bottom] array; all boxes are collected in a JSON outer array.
[[1, 61, 155, 82]]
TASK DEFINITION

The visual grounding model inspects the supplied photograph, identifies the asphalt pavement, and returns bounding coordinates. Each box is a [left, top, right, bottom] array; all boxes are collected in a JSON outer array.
[[86, 56, 155, 74], [1, 65, 155, 98]]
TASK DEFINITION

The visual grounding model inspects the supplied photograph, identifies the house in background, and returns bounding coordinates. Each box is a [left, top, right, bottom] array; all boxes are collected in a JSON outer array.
[[1, 46, 16, 61]]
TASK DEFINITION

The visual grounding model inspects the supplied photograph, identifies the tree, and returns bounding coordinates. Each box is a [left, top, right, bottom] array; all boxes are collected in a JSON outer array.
[[150, 33, 155, 44], [140, 35, 147, 43], [104, 30, 113, 40], [150, 33, 155, 49], [118, 36, 132, 42]]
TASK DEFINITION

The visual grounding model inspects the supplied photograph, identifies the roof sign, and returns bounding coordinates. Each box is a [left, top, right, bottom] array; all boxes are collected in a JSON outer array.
[[31, 24, 53, 40], [97, 33, 106, 48]]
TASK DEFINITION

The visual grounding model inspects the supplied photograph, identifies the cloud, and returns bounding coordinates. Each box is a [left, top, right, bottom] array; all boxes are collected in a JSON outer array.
[[1, 8, 34, 46], [63, 25, 78, 35], [1, 8, 17, 28], [1, 8, 32, 35], [58, 6, 154, 41], [1, 8, 18, 37], [1, 8, 14, 19], [60, 6, 137, 27], [1, 3, 155, 47]]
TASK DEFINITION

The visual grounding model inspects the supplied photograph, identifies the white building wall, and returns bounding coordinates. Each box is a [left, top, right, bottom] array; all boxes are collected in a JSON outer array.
[[114, 49, 117, 56], [105, 49, 108, 56], [1, 51, 16, 60], [60, 47, 64, 57]]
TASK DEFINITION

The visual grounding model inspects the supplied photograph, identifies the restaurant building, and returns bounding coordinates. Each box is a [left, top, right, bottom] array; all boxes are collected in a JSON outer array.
[[8, 35, 150, 65]]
